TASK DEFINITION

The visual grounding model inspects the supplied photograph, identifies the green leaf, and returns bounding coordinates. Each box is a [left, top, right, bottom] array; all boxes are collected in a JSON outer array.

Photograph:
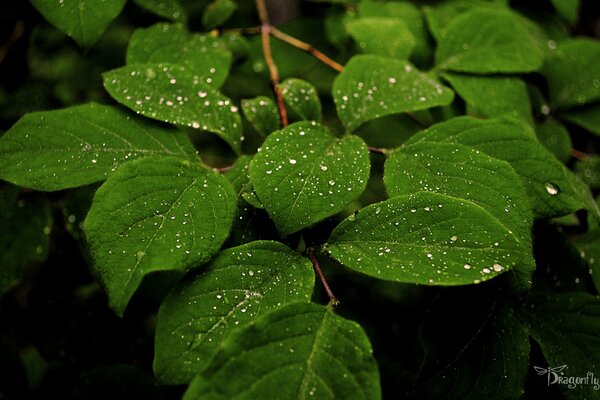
[[325, 192, 528, 286], [561, 103, 600, 136], [202, 0, 237, 30], [241, 96, 280, 136], [131, 0, 187, 22], [0, 186, 52, 294], [154, 241, 314, 384], [249, 122, 370, 236], [346, 17, 416, 60], [435, 8, 543, 73], [575, 229, 600, 293], [0, 103, 198, 191], [103, 64, 243, 153], [280, 78, 322, 122], [224, 155, 252, 195], [443, 73, 532, 124], [542, 39, 600, 109], [574, 156, 600, 190], [30, 0, 126, 49], [550, 0, 580, 24], [536, 119, 572, 163], [405, 117, 597, 220], [126, 23, 232, 89], [184, 302, 381, 400], [385, 141, 534, 287], [333, 55, 454, 132], [518, 293, 600, 400], [83, 156, 236, 316]]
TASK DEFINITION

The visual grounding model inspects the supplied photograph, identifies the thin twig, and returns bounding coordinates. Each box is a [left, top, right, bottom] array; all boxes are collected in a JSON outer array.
[[571, 149, 590, 161], [308, 248, 339, 307], [256, 0, 288, 127], [270, 27, 344, 72], [368, 146, 389, 156], [219, 26, 262, 36]]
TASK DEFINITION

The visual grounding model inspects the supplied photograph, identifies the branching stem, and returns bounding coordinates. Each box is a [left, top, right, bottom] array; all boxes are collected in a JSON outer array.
[[308, 248, 339, 307]]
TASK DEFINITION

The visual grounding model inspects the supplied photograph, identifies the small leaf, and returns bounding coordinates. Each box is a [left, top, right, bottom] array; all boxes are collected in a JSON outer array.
[[560, 103, 600, 137], [249, 122, 370, 236], [346, 17, 416, 60], [536, 119, 572, 163], [184, 302, 381, 400], [574, 156, 600, 190], [443, 73, 533, 124], [154, 241, 314, 384], [131, 0, 187, 22], [0, 103, 198, 191], [83, 156, 236, 316], [542, 38, 600, 109], [435, 8, 543, 73], [550, 0, 580, 24], [325, 192, 528, 286], [202, 0, 237, 30], [333, 55, 453, 132], [575, 229, 600, 292], [241, 96, 281, 136], [224, 155, 252, 195], [103, 63, 242, 153], [280, 78, 322, 122], [30, 0, 126, 49]]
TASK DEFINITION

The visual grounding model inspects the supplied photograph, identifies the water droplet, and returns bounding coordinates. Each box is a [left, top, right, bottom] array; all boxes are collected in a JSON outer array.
[[545, 183, 559, 195]]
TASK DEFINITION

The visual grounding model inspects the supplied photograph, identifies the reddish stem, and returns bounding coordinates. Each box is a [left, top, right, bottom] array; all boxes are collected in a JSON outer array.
[[308, 248, 339, 307]]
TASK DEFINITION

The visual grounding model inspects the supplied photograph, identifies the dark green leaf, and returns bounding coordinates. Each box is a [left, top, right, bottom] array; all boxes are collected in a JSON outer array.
[[550, 0, 580, 24], [131, 0, 187, 22], [241, 96, 280, 136], [574, 156, 600, 190], [30, 0, 126, 49], [249, 122, 370, 236], [326, 192, 528, 286], [83, 156, 236, 316], [103, 64, 242, 153], [184, 302, 381, 400], [575, 229, 600, 292], [560, 103, 600, 136], [280, 78, 322, 122], [333, 55, 453, 132], [0, 103, 198, 191], [202, 0, 237, 30], [224, 155, 252, 195], [346, 17, 416, 60], [154, 241, 314, 384], [536, 119, 572, 163], [435, 8, 543, 73]]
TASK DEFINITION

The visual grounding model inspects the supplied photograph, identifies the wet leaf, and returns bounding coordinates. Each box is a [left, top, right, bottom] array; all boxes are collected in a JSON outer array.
[[202, 0, 237, 30], [346, 17, 416, 60], [241, 96, 280, 136], [184, 302, 381, 400], [560, 103, 600, 137], [536, 119, 572, 163], [154, 241, 314, 384], [249, 122, 370, 236], [333, 55, 453, 132], [83, 156, 236, 316], [131, 0, 187, 22], [280, 78, 322, 122], [0, 103, 197, 191]]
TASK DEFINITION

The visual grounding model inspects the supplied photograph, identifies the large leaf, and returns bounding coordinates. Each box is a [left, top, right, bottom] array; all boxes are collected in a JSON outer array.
[[385, 141, 534, 287], [249, 122, 370, 236], [443, 73, 532, 124], [126, 23, 232, 88], [560, 103, 600, 137], [542, 39, 600, 109], [518, 293, 600, 400], [435, 8, 543, 73], [103, 63, 242, 153], [333, 55, 454, 132], [154, 241, 314, 384], [0, 103, 198, 191], [83, 156, 236, 316], [131, 0, 187, 22], [346, 17, 416, 60], [30, 0, 126, 49], [184, 302, 381, 400], [325, 192, 528, 286], [405, 117, 598, 220]]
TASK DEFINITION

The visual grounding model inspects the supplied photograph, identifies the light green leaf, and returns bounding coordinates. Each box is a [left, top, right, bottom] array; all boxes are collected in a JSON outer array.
[[126, 23, 232, 89], [435, 8, 543, 73], [249, 122, 370, 236], [241, 96, 280, 136], [542, 39, 600, 109], [550, 0, 580, 24], [0, 185, 52, 294], [184, 302, 381, 400], [202, 0, 237, 30], [103, 63, 242, 153], [280, 78, 322, 122], [443, 73, 532, 124], [0, 103, 198, 191], [536, 119, 572, 163], [405, 117, 597, 220], [131, 0, 187, 22], [560, 103, 600, 137], [518, 293, 600, 400], [333, 55, 454, 132], [385, 141, 534, 287], [30, 0, 126, 49], [83, 156, 236, 316], [346, 17, 416, 60], [325, 192, 528, 286], [154, 241, 314, 384]]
